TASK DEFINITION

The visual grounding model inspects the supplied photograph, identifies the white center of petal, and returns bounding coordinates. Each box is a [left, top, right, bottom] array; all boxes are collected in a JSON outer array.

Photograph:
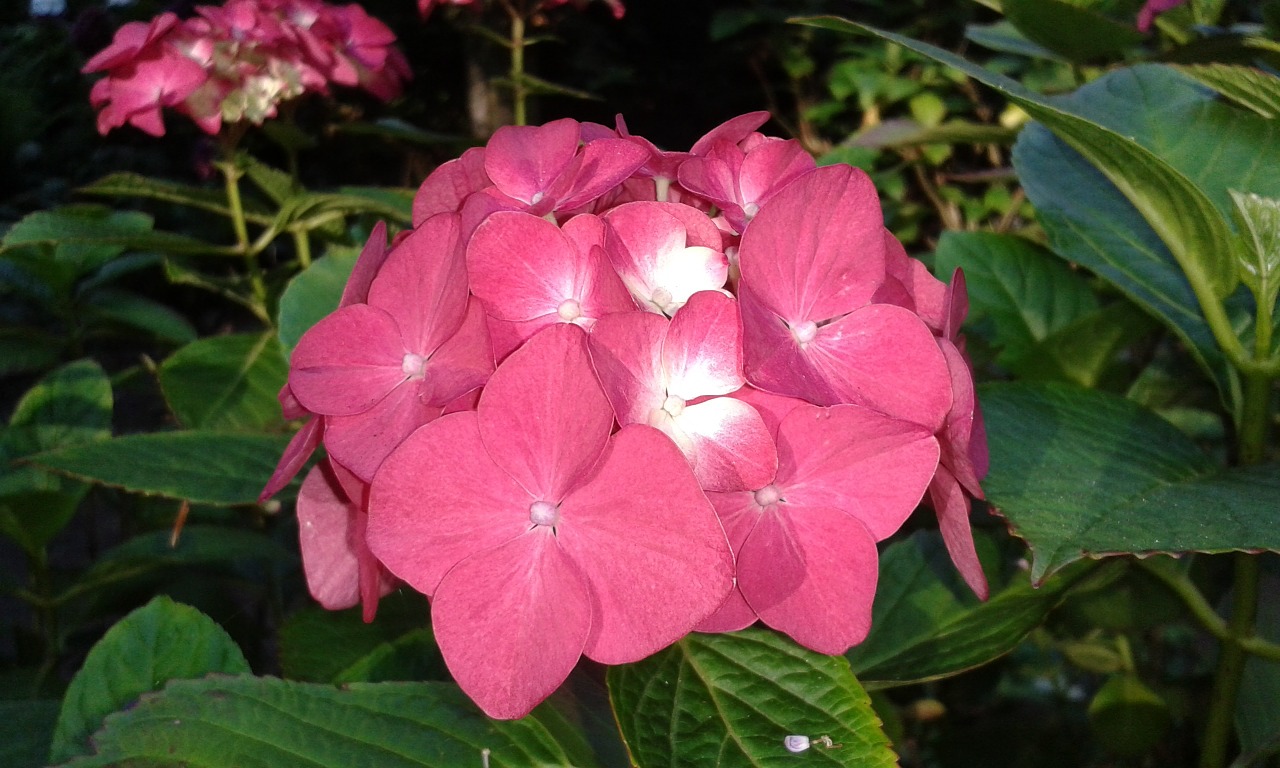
[[530, 190, 545, 205], [650, 287, 675, 314], [529, 500, 560, 527], [753, 484, 782, 508], [791, 320, 818, 345], [557, 299, 583, 321], [401, 352, 428, 379], [662, 394, 686, 418], [743, 202, 760, 219]]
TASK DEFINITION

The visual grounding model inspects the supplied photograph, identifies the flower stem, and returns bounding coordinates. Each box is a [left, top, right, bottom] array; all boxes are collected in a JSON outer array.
[[292, 229, 312, 270], [1199, 553, 1261, 768], [218, 160, 269, 313], [508, 5, 527, 126]]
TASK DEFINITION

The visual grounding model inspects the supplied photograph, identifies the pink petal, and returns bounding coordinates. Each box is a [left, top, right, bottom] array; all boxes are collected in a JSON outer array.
[[559, 424, 734, 664], [417, 297, 494, 407], [367, 213, 467, 355], [776, 404, 938, 540], [728, 385, 808, 439], [603, 202, 727, 313], [412, 148, 491, 224], [366, 412, 533, 595], [339, 221, 390, 307], [478, 324, 613, 501], [738, 504, 880, 655], [737, 164, 885, 323], [289, 304, 408, 416], [587, 309, 668, 426], [663, 290, 744, 399], [467, 211, 584, 323], [689, 111, 770, 155], [930, 464, 989, 600], [675, 397, 776, 492], [736, 140, 816, 217], [297, 462, 369, 611], [694, 586, 758, 633], [939, 338, 983, 497], [484, 118, 581, 206], [875, 229, 946, 333], [259, 416, 322, 502], [322, 381, 443, 483], [431, 531, 592, 719], [556, 138, 650, 211], [944, 268, 970, 341]]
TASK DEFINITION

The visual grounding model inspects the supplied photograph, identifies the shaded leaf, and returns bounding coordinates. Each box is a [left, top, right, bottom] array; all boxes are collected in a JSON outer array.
[[59, 677, 594, 768], [1017, 302, 1161, 387], [49, 596, 250, 763], [159, 333, 289, 431], [28, 432, 293, 506], [933, 231, 1098, 369], [982, 382, 1280, 582], [279, 592, 433, 684], [77, 173, 270, 221], [1003, 0, 1144, 63], [965, 20, 1067, 61], [848, 534, 1097, 687], [81, 288, 198, 345], [1230, 190, 1280, 314], [1, 206, 224, 258], [1175, 63, 1280, 119], [0, 699, 60, 768], [609, 628, 895, 768]]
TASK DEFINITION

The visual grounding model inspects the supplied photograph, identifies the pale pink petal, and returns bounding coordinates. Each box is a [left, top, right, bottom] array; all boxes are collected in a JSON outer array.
[[297, 463, 361, 610], [603, 202, 728, 313], [412, 147, 491, 224], [559, 424, 733, 664], [930, 464, 989, 600], [738, 504, 880, 655], [587, 309, 668, 426], [366, 412, 533, 595], [289, 304, 408, 416], [259, 416, 322, 502], [416, 297, 494, 407], [484, 118, 580, 206], [431, 532, 592, 720], [322, 382, 443, 483], [676, 397, 776, 492], [478, 324, 613, 501], [737, 164, 885, 323], [736, 140, 816, 217], [663, 291, 744, 399], [777, 404, 938, 540], [939, 338, 982, 497], [339, 221, 390, 307], [728, 385, 808, 439], [367, 213, 467, 355]]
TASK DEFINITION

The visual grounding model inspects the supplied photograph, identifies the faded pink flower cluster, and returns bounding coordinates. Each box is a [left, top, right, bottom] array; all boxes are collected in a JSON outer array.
[[82, 0, 409, 137], [262, 112, 988, 719]]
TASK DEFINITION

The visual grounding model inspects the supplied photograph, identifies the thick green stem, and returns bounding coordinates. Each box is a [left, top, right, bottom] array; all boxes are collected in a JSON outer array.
[[1138, 559, 1280, 662], [30, 548, 59, 691], [1199, 554, 1262, 768], [292, 229, 312, 270]]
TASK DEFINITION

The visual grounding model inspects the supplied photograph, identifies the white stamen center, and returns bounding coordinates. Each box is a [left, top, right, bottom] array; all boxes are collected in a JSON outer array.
[[529, 500, 560, 527], [753, 484, 781, 508], [557, 299, 583, 321], [662, 394, 686, 417], [791, 320, 818, 345], [743, 202, 760, 219], [401, 352, 427, 378], [651, 287, 675, 314]]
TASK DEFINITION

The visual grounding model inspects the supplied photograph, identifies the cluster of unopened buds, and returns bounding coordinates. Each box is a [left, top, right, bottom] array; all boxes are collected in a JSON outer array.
[[261, 111, 989, 719], [82, 0, 408, 137]]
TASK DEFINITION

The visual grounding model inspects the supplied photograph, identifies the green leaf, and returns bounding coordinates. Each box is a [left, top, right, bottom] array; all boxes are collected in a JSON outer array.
[[853, 119, 1018, 149], [1237, 562, 1280, 760], [0, 329, 65, 376], [933, 231, 1098, 370], [847, 534, 1097, 687], [1002, 0, 1144, 62], [964, 20, 1067, 61], [0, 699, 60, 768], [83, 525, 295, 584], [609, 628, 896, 768], [49, 596, 250, 763], [59, 677, 594, 768], [279, 592, 434, 684], [1174, 63, 1280, 119], [1, 205, 224, 258], [1017, 302, 1161, 387], [28, 432, 292, 506], [159, 333, 288, 431], [1230, 190, 1280, 314], [81, 288, 198, 345], [4, 359, 112, 456], [337, 187, 414, 221], [797, 22, 1242, 304], [276, 246, 359, 353], [982, 382, 1280, 582], [77, 173, 270, 222], [240, 157, 300, 205]]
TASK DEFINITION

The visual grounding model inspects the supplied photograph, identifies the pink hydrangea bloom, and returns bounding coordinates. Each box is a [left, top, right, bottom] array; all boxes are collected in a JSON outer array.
[[366, 324, 733, 718], [84, 0, 408, 136]]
